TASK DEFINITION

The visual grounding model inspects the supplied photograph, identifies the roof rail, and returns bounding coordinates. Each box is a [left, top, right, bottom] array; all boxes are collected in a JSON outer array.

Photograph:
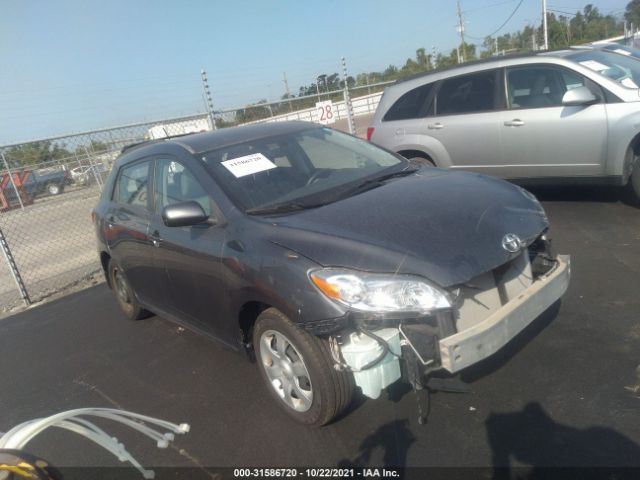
[[120, 132, 202, 155]]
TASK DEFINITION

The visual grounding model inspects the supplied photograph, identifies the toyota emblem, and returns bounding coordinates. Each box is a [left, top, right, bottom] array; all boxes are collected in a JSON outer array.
[[502, 233, 523, 253]]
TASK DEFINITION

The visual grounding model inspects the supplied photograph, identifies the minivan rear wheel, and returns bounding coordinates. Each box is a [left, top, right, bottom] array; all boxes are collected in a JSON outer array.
[[408, 156, 435, 167], [253, 308, 354, 426], [108, 261, 152, 321], [630, 162, 640, 203]]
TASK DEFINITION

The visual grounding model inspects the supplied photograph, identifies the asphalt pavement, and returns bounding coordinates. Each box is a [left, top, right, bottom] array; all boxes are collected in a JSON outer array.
[[0, 186, 639, 476]]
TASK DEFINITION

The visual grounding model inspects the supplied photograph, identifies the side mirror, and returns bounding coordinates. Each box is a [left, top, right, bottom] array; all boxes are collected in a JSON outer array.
[[562, 86, 598, 107], [162, 201, 209, 227]]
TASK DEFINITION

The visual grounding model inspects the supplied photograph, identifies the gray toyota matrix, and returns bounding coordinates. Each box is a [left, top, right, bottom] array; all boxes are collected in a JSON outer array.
[[93, 121, 570, 426]]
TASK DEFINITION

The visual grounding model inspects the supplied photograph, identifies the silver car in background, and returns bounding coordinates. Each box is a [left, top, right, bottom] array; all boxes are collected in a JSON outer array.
[[368, 49, 640, 201]]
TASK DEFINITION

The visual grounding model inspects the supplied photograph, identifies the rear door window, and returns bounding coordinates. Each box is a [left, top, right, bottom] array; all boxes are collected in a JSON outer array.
[[383, 82, 434, 121], [435, 70, 499, 115], [114, 160, 151, 209]]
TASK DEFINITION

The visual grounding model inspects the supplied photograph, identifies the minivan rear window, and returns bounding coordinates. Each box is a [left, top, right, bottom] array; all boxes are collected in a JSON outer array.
[[383, 83, 434, 121]]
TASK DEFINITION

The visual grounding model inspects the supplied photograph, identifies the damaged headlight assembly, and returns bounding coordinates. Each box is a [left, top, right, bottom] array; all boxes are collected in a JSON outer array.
[[309, 268, 451, 404]]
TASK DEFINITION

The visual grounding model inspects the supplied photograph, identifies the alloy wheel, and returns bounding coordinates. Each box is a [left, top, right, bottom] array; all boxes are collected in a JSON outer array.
[[259, 330, 313, 412]]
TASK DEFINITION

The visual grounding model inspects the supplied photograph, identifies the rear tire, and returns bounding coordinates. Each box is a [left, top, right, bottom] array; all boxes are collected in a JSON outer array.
[[629, 162, 640, 203], [253, 308, 354, 426], [107, 261, 152, 321], [47, 183, 61, 195], [408, 156, 435, 167]]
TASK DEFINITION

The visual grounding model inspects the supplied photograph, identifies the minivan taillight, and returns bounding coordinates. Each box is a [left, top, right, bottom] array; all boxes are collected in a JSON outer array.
[[366, 127, 375, 141]]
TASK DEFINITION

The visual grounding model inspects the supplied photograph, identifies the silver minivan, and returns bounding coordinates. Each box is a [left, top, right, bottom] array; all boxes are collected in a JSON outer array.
[[368, 49, 640, 200]]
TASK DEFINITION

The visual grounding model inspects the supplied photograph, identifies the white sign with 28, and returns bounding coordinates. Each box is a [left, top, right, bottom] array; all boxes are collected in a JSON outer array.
[[315, 100, 336, 125]]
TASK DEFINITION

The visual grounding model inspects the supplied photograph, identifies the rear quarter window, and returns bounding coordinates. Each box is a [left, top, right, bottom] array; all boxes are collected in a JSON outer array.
[[383, 82, 434, 121]]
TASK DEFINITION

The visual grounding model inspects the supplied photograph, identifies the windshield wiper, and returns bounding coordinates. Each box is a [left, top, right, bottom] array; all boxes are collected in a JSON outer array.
[[341, 167, 419, 196], [246, 201, 328, 215]]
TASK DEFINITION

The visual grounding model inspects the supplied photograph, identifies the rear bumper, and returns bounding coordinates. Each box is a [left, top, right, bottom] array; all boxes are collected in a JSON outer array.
[[439, 255, 570, 373]]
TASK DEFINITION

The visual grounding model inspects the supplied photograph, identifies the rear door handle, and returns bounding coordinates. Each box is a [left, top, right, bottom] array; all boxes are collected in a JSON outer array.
[[427, 122, 444, 130], [149, 230, 162, 247], [504, 119, 525, 127]]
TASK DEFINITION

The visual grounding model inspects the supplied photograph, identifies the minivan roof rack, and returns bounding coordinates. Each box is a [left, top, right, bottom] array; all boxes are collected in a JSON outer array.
[[394, 50, 541, 84]]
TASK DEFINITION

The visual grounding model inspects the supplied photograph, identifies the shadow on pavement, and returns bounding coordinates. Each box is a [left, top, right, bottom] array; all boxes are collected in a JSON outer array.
[[487, 402, 640, 479], [337, 419, 416, 468]]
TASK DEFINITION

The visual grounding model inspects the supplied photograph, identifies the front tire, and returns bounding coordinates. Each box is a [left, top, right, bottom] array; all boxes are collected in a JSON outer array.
[[253, 308, 354, 426], [107, 261, 152, 321]]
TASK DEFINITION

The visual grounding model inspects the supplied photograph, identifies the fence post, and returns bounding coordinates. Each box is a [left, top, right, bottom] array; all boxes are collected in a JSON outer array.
[[1, 152, 25, 211], [83, 146, 104, 190], [0, 225, 31, 306], [341, 57, 356, 135]]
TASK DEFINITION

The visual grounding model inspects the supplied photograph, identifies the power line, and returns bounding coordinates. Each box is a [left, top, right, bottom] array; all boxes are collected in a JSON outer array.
[[465, 0, 526, 40], [463, 0, 518, 14]]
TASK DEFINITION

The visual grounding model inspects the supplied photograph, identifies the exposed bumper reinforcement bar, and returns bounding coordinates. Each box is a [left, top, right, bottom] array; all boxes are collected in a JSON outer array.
[[439, 255, 570, 373]]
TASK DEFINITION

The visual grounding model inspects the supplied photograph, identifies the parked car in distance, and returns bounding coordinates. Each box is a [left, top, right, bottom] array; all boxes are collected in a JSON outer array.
[[93, 122, 570, 426], [367, 49, 640, 201], [70, 163, 108, 186], [3, 167, 70, 201]]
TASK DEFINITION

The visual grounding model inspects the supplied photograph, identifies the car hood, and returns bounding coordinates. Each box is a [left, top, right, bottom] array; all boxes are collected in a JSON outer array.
[[265, 169, 548, 287]]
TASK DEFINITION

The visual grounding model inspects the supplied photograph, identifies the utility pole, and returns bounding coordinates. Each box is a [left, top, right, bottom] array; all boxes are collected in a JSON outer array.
[[200, 69, 217, 130], [282, 72, 293, 111], [456, 0, 466, 63], [542, 0, 549, 50]]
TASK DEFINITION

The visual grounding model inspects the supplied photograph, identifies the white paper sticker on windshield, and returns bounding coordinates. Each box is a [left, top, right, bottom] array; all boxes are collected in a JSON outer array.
[[222, 153, 277, 178], [621, 77, 639, 88], [579, 60, 609, 72], [614, 48, 632, 56]]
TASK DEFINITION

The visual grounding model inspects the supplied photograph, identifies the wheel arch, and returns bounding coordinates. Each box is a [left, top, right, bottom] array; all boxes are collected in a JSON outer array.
[[100, 251, 111, 287], [397, 149, 434, 163], [238, 300, 271, 355]]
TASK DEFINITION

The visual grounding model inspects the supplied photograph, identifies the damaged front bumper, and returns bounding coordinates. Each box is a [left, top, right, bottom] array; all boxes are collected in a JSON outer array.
[[439, 254, 570, 373], [334, 254, 570, 399]]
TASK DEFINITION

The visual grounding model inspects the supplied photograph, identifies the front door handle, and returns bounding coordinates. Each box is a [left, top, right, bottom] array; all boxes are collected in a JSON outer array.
[[149, 230, 162, 248], [504, 119, 525, 127], [427, 122, 444, 130]]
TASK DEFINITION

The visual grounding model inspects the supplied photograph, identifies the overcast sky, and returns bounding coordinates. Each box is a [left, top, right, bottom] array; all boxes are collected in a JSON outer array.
[[0, 0, 626, 144]]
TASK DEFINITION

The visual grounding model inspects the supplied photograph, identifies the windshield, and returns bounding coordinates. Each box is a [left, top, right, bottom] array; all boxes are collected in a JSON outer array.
[[566, 49, 640, 88], [201, 127, 405, 212]]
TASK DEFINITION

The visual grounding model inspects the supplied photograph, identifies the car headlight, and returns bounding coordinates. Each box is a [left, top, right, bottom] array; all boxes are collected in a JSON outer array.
[[309, 268, 451, 314]]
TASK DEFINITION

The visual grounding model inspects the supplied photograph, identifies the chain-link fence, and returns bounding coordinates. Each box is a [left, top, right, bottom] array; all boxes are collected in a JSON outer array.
[[0, 113, 212, 312], [0, 78, 389, 313]]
